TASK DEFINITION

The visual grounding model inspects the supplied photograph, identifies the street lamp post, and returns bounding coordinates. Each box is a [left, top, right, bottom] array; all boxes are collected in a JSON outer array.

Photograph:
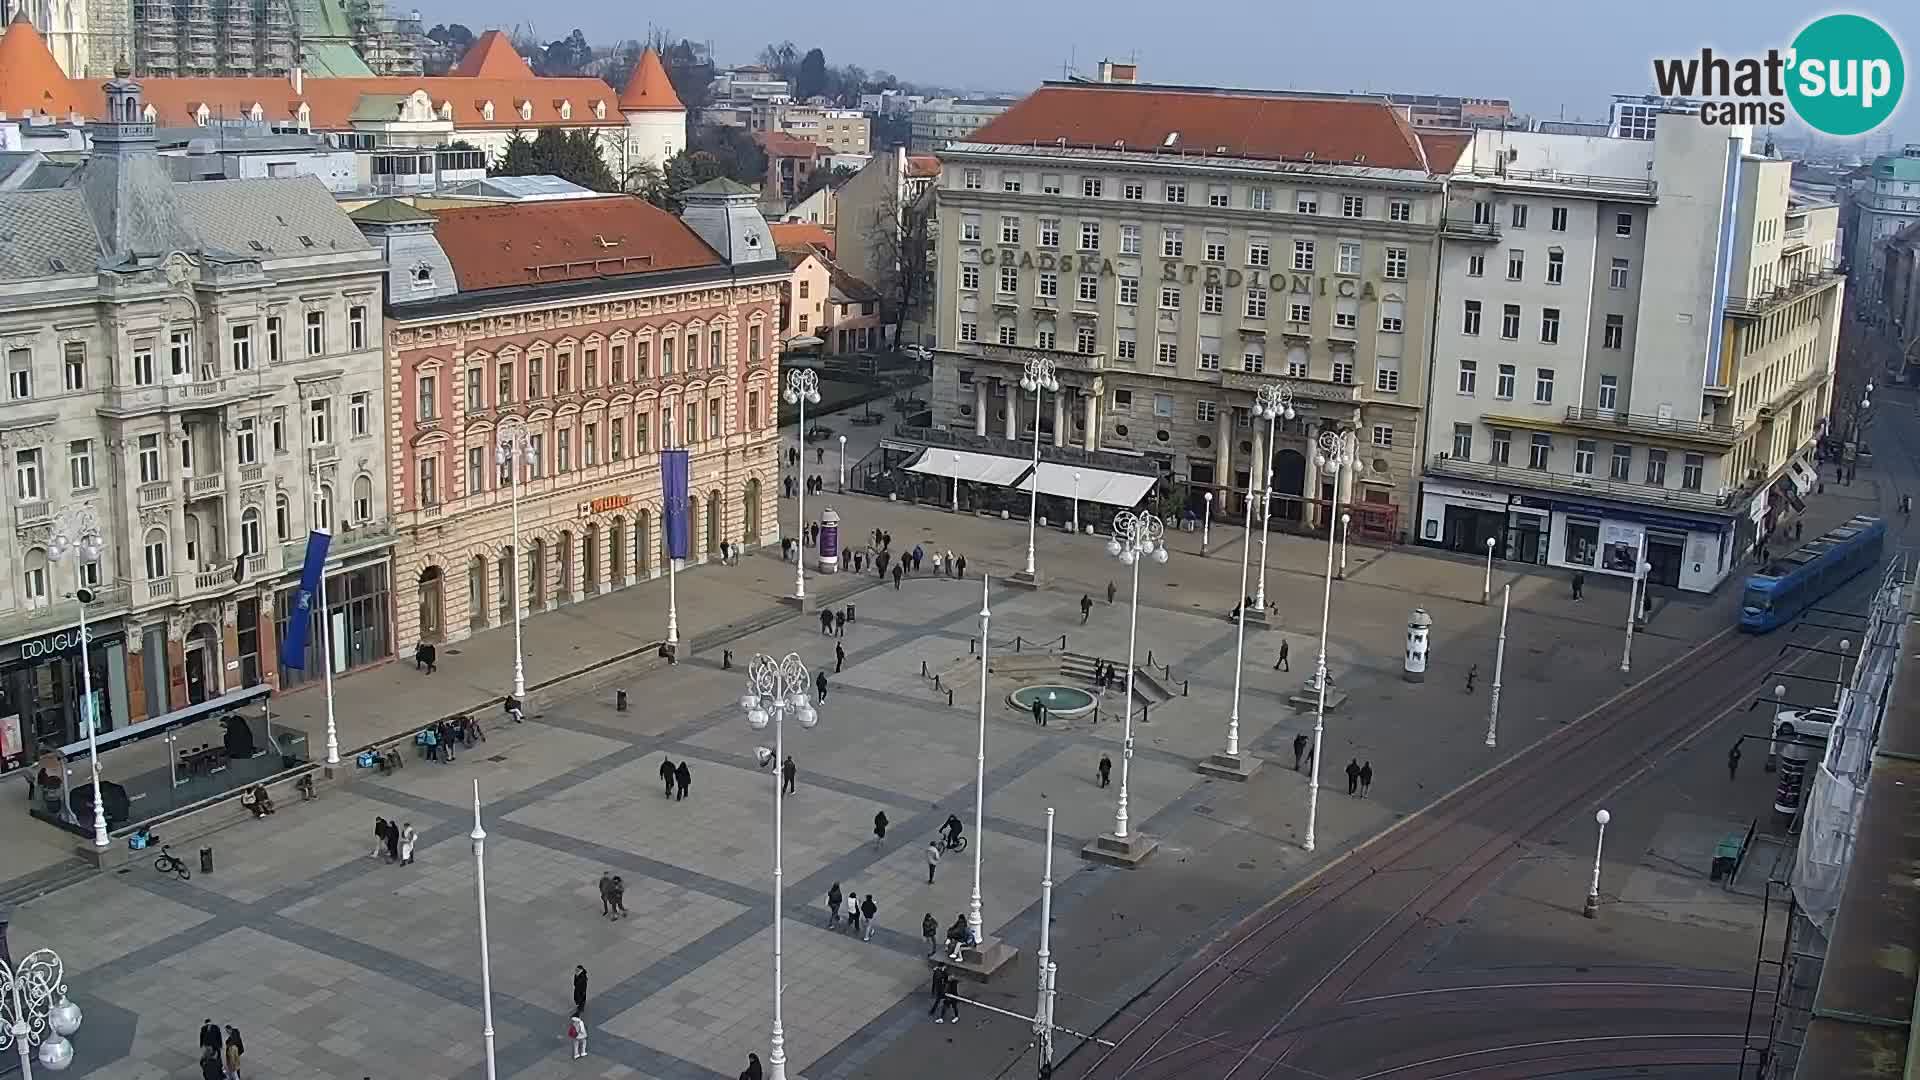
[[1583, 808, 1611, 918], [1203, 470, 1261, 780], [1033, 806, 1057, 1076], [1482, 535, 1496, 604], [968, 575, 991, 944], [784, 370, 821, 604], [837, 434, 846, 493], [1338, 513, 1349, 580], [1020, 357, 1059, 579], [495, 417, 537, 702], [1619, 560, 1652, 673], [470, 781, 498, 1080], [1071, 471, 1080, 535], [1487, 583, 1510, 748], [0, 948, 81, 1077], [742, 653, 819, 1080], [1251, 385, 1296, 611], [1201, 491, 1213, 554], [47, 507, 107, 848], [308, 458, 341, 765], [1304, 430, 1356, 854], [950, 452, 961, 514], [1096, 511, 1167, 861]]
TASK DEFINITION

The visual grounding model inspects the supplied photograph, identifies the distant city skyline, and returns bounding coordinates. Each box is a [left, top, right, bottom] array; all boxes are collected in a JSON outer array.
[[461, 1, 1918, 148]]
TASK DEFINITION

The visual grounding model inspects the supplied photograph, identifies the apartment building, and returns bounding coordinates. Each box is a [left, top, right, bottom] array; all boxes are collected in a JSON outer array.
[[928, 80, 1460, 536], [0, 73, 392, 774], [357, 181, 785, 648], [1420, 122, 1841, 593], [1851, 144, 1920, 306], [908, 97, 1011, 152]]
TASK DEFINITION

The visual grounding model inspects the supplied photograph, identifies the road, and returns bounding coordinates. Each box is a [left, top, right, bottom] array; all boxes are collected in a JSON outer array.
[[1065, 396, 1916, 1080]]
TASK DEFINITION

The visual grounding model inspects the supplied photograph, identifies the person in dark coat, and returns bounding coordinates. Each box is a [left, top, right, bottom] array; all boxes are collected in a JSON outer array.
[[660, 759, 676, 797], [1571, 571, 1585, 601], [1728, 743, 1742, 781], [199, 1047, 223, 1080], [781, 755, 796, 796], [572, 966, 589, 1014], [384, 818, 400, 862], [740, 1052, 764, 1080], [1080, 594, 1093, 623], [1274, 640, 1291, 672], [1359, 761, 1373, 796], [198, 1019, 223, 1059], [1345, 759, 1362, 796], [892, 564, 903, 589], [371, 817, 389, 859], [872, 810, 889, 848], [1292, 734, 1308, 770], [835, 642, 845, 673], [956, 554, 967, 578], [674, 761, 691, 801], [815, 670, 829, 702], [1098, 754, 1112, 788]]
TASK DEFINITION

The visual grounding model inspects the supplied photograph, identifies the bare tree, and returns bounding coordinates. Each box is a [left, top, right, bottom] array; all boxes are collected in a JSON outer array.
[[867, 186, 934, 346]]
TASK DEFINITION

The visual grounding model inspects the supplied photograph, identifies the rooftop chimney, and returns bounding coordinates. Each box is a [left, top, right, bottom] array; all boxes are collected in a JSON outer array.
[[291, 66, 303, 95], [1097, 60, 1138, 85]]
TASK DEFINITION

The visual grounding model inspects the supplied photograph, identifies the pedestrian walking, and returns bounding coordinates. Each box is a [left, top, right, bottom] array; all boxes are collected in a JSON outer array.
[[816, 446, 825, 465], [912, 544, 924, 572], [398, 822, 417, 866], [1728, 743, 1742, 781], [1345, 758, 1361, 796], [956, 554, 967, 578], [608, 875, 626, 919], [926, 839, 942, 883], [223, 1025, 245, 1080], [199, 1019, 223, 1061], [674, 761, 691, 801], [1571, 571, 1585, 601], [384, 818, 400, 863], [859, 894, 878, 941], [566, 1012, 588, 1059], [931, 550, 943, 576], [371, 816, 390, 859], [922, 912, 939, 956], [873, 809, 889, 847], [1305, 741, 1315, 770], [820, 609, 833, 635], [845, 892, 863, 937], [816, 669, 829, 702], [929, 965, 959, 1023], [200, 1046, 223, 1080], [1292, 733, 1308, 770], [834, 609, 847, 637], [1106, 581, 1117, 604], [739, 1052, 763, 1080], [827, 882, 844, 927], [660, 758, 676, 797], [1080, 594, 1093, 624], [777, 754, 795, 795], [1031, 698, 1046, 726], [1274, 640, 1291, 672], [1098, 753, 1112, 788], [893, 565, 903, 589], [835, 642, 845, 674], [572, 966, 589, 1014], [1359, 761, 1373, 796], [1465, 664, 1478, 694], [599, 872, 614, 918]]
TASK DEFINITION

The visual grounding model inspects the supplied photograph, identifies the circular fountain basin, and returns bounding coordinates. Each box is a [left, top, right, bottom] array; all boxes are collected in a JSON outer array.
[[1008, 684, 1098, 720]]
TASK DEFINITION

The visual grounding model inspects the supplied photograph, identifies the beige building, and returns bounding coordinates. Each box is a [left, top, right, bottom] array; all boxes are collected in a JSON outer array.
[[358, 181, 786, 650], [927, 78, 1459, 537]]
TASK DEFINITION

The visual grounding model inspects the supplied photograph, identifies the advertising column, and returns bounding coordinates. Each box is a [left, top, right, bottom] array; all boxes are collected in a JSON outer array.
[[817, 508, 840, 573]]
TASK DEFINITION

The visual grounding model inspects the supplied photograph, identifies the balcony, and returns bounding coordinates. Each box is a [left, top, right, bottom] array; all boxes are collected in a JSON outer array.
[[0, 583, 132, 644], [944, 341, 1106, 373], [1456, 163, 1659, 201], [1428, 454, 1733, 514], [138, 482, 171, 507], [277, 522, 397, 573], [1558, 406, 1743, 447], [309, 444, 340, 466], [15, 500, 49, 527], [241, 465, 265, 485], [1219, 369, 1363, 405], [1726, 265, 1843, 319], [188, 473, 224, 497], [1440, 218, 1502, 242], [100, 375, 258, 417]]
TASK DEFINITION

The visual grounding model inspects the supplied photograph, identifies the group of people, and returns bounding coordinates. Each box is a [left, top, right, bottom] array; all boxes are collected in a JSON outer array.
[[239, 784, 275, 819], [596, 872, 628, 919], [824, 882, 882, 941], [415, 715, 484, 762], [818, 606, 854, 636], [197, 1020, 244, 1079], [370, 817, 418, 865], [925, 912, 977, 962], [659, 758, 693, 800]]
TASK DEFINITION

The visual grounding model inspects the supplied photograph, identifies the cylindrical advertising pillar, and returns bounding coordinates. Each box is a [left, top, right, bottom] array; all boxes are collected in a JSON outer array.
[[817, 508, 841, 574], [1404, 608, 1431, 682]]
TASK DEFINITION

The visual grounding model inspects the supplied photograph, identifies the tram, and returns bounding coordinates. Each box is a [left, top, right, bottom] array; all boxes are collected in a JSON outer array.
[[1738, 514, 1886, 632]]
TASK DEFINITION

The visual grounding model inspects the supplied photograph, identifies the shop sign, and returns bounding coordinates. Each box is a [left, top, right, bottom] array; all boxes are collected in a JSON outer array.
[[1600, 522, 1646, 573], [580, 494, 632, 516], [977, 249, 1383, 299], [1511, 495, 1554, 511], [16, 627, 90, 663], [1423, 481, 1508, 510]]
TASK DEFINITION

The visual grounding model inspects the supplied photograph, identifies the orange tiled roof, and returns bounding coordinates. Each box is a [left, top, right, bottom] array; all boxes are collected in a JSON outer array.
[[770, 222, 833, 257], [427, 196, 722, 292], [617, 47, 682, 112], [0, 14, 89, 117], [1417, 130, 1471, 172], [450, 30, 534, 79], [905, 154, 941, 178], [966, 84, 1432, 171], [757, 131, 823, 158]]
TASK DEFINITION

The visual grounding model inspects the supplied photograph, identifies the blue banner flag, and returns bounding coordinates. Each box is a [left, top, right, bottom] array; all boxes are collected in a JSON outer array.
[[662, 449, 691, 561], [278, 528, 332, 670]]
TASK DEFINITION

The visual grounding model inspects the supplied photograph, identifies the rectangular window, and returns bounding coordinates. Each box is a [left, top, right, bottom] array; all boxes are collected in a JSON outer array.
[[132, 345, 156, 386], [555, 428, 571, 472], [1501, 304, 1521, 339], [1076, 325, 1096, 354], [1114, 333, 1136, 361], [964, 168, 982, 190], [1245, 287, 1268, 319], [1078, 275, 1099, 302], [1598, 375, 1619, 411], [1335, 299, 1358, 330], [586, 422, 601, 465], [350, 391, 369, 436], [1541, 307, 1561, 343], [271, 409, 286, 454], [467, 445, 485, 493], [1289, 300, 1312, 323], [235, 418, 257, 466], [1615, 212, 1634, 237], [1496, 364, 1516, 399], [1610, 444, 1632, 481], [1682, 453, 1704, 492], [1037, 272, 1059, 301], [1000, 266, 1019, 294], [611, 418, 625, 460], [1609, 258, 1630, 289], [1120, 224, 1141, 254], [1452, 423, 1473, 459], [1463, 299, 1482, 335], [1250, 187, 1274, 210], [1196, 401, 1218, 423], [1082, 177, 1103, 198], [138, 434, 161, 483], [1123, 181, 1143, 201], [1296, 191, 1319, 215], [1000, 216, 1020, 244], [1645, 448, 1668, 485], [555, 353, 571, 392], [1389, 199, 1411, 223], [1473, 200, 1495, 225], [1604, 314, 1625, 349], [1152, 393, 1174, 417], [6, 348, 30, 400], [1535, 367, 1555, 403], [1467, 254, 1485, 278], [1384, 246, 1407, 280], [1198, 337, 1220, 370], [67, 438, 94, 490], [1371, 423, 1394, 447], [169, 329, 192, 377], [1490, 430, 1511, 466], [1241, 344, 1264, 373], [13, 448, 41, 501], [1550, 206, 1568, 231], [1162, 227, 1184, 258], [1342, 194, 1365, 218], [1506, 249, 1524, 280], [1207, 185, 1229, 208], [611, 344, 625, 383], [1510, 202, 1529, 228], [1041, 175, 1061, 195], [1574, 440, 1596, 475], [1528, 433, 1550, 469], [309, 398, 332, 444], [1338, 242, 1361, 275], [465, 368, 484, 411], [305, 311, 324, 357], [1546, 250, 1564, 285], [960, 321, 978, 342], [1458, 359, 1478, 394], [1039, 218, 1060, 248], [1156, 340, 1178, 366], [1379, 299, 1404, 333], [349, 305, 368, 350], [1001, 173, 1022, 193], [1285, 347, 1308, 378], [1119, 277, 1139, 306], [998, 324, 1018, 346], [1204, 232, 1226, 263], [1161, 286, 1182, 311], [1080, 222, 1100, 250], [227, 324, 252, 373], [418, 456, 439, 505], [266, 316, 282, 363], [962, 217, 981, 243], [1331, 359, 1354, 384], [1293, 239, 1315, 271], [1164, 182, 1187, 204], [1375, 364, 1399, 393], [961, 264, 980, 291]]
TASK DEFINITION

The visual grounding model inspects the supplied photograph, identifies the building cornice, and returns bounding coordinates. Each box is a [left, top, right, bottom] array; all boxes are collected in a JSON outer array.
[[387, 260, 792, 323], [938, 142, 1444, 190]]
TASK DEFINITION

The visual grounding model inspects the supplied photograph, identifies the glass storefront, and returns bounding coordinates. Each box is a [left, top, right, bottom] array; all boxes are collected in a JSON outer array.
[[0, 629, 130, 777], [275, 562, 392, 688]]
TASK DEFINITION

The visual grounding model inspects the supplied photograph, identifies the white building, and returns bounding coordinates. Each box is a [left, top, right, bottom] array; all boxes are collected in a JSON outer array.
[[0, 73, 394, 774], [1849, 144, 1920, 306], [1419, 121, 1842, 593], [908, 98, 1012, 152]]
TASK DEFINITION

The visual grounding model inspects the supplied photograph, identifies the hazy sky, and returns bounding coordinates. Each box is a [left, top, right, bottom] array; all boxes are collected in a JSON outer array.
[[464, 0, 1918, 145]]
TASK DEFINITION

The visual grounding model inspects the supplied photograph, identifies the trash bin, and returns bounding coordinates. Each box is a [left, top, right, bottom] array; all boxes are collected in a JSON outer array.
[[616, 689, 629, 712], [199, 846, 214, 874]]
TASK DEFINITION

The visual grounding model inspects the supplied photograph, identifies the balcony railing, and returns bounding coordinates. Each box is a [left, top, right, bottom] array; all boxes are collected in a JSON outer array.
[[946, 341, 1106, 373], [1440, 219, 1502, 242], [1458, 163, 1659, 198], [189, 474, 224, 496], [241, 465, 264, 484], [0, 583, 131, 643], [1560, 407, 1743, 444], [15, 500, 49, 527], [101, 375, 255, 415], [1726, 266, 1843, 318], [1218, 370, 1363, 404], [138, 482, 171, 507], [1428, 454, 1734, 513]]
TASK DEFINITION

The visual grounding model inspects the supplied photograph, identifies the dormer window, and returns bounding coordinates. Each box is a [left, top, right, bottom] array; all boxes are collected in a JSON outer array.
[[592, 100, 606, 120], [438, 100, 453, 121], [249, 102, 263, 122], [194, 103, 210, 125], [480, 100, 494, 121], [517, 100, 532, 121], [559, 100, 572, 121], [410, 263, 433, 288], [296, 103, 310, 127]]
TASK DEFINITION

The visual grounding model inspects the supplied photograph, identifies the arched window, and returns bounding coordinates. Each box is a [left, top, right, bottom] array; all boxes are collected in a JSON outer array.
[[22, 547, 48, 607], [353, 474, 374, 524], [241, 507, 263, 556], [143, 528, 168, 580], [275, 493, 291, 540], [315, 484, 333, 531]]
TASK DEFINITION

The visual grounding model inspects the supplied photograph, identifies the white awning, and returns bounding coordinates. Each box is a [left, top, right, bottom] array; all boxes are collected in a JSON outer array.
[[907, 449, 1034, 487], [1020, 461, 1157, 507]]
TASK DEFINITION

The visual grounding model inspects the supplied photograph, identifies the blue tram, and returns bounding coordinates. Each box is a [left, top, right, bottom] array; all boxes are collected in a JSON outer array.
[[1739, 514, 1886, 632]]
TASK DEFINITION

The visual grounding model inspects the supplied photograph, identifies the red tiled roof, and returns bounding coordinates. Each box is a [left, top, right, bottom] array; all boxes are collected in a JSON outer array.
[[905, 154, 941, 178], [1418, 130, 1471, 172], [770, 222, 834, 257], [428, 197, 722, 292], [451, 31, 534, 79], [757, 131, 823, 158], [617, 46, 682, 112], [966, 84, 1432, 171]]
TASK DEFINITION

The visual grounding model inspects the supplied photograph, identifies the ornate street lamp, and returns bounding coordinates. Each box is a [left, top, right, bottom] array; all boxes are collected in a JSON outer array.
[[1020, 357, 1059, 579], [1304, 429, 1355, 853], [1102, 511, 1167, 852], [1, 948, 81, 1077], [741, 652, 819, 1080], [783, 371, 821, 603], [46, 506, 107, 848], [495, 417, 537, 703], [1251, 385, 1295, 611]]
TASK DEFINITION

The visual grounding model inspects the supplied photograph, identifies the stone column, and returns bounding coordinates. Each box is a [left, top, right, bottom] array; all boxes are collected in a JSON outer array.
[[1083, 391, 1099, 451], [1251, 426, 1267, 504], [1053, 389, 1067, 448], [1004, 383, 1019, 441], [222, 416, 243, 566], [1213, 407, 1231, 507], [974, 381, 988, 437]]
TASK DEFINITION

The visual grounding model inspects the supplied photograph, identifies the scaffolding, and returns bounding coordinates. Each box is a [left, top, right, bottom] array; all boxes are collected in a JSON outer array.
[[120, 0, 418, 78]]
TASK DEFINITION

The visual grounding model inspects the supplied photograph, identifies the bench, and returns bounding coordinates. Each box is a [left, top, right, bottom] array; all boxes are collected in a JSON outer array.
[[1710, 831, 1747, 881]]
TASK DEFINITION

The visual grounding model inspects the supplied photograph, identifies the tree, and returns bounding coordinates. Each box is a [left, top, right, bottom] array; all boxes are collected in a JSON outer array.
[[688, 125, 766, 185], [793, 164, 854, 204], [541, 29, 592, 75], [868, 187, 934, 344], [757, 41, 797, 76], [494, 129, 618, 193], [650, 149, 728, 212], [624, 159, 666, 202], [425, 22, 472, 49], [796, 47, 828, 99]]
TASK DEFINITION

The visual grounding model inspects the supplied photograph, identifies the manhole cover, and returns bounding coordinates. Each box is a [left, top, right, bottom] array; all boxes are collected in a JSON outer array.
[[1237, 861, 1256, 870], [1193, 805, 1215, 816], [487, 754, 509, 763]]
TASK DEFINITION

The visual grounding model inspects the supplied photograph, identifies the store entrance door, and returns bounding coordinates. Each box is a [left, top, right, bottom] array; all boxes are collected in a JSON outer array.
[[1646, 531, 1686, 588], [1442, 504, 1506, 555]]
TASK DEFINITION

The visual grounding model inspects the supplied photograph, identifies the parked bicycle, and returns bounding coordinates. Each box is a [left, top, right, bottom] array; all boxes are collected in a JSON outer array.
[[153, 844, 191, 881]]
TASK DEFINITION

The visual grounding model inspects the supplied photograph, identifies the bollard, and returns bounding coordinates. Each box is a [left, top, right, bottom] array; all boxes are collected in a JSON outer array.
[[947, 688, 954, 706], [1016, 637, 1023, 653], [1146, 650, 1156, 667], [934, 674, 942, 690], [199, 846, 214, 874], [723, 649, 733, 670], [616, 689, 629, 712], [922, 659, 929, 677], [1182, 680, 1189, 697]]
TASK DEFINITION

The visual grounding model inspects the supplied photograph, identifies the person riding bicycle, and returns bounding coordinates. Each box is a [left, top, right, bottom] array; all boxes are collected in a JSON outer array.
[[942, 814, 964, 851]]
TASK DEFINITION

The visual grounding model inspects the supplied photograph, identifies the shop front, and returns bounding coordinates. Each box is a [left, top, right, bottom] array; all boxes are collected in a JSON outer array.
[[1546, 502, 1733, 593], [1418, 482, 1548, 564], [275, 558, 394, 689], [0, 623, 132, 778]]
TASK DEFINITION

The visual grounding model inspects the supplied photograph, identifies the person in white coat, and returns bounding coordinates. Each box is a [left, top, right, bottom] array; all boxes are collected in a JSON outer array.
[[398, 823, 417, 866], [567, 1012, 588, 1058]]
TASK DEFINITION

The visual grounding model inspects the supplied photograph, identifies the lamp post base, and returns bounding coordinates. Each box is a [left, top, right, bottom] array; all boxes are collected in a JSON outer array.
[[1286, 685, 1350, 712], [938, 936, 1019, 981], [1582, 892, 1600, 919], [1197, 752, 1263, 782], [1081, 831, 1158, 867], [777, 594, 814, 612], [1005, 570, 1044, 591]]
